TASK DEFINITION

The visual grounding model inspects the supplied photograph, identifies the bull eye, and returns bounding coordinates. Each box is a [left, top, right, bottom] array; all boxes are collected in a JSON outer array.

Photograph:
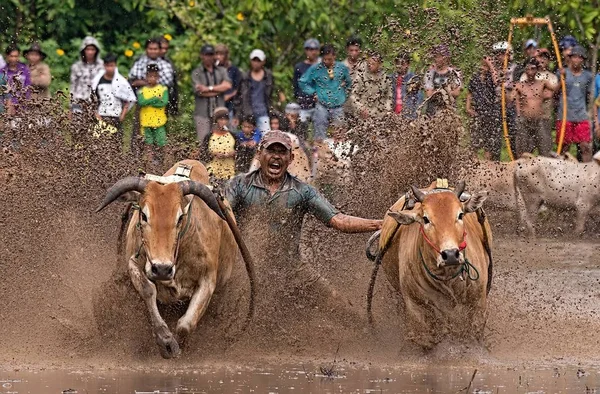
[[458, 212, 464, 221], [140, 211, 148, 223], [177, 214, 184, 226], [423, 216, 430, 225]]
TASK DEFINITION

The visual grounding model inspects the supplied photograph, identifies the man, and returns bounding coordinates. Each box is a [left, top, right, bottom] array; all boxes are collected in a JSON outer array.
[[24, 43, 51, 100], [128, 38, 174, 92], [513, 58, 555, 157], [70, 36, 104, 113], [225, 130, 381, 255], [191, 44, 232, 144], [391, 52, 423, 119], [235, 49, 283, 132], [299, 44, 351, 142], [293, 38, 320, 123], [342, 36, 364, 78], [491, 41, 517, 152], [158, 36, 178, 116], [467, 55, 501, 160], [215, 44, 241, 124], [423, 45, 462, 116], [91, 53, 136, 131], [513, 39, 538, 81], [349, 51, 392, 121], [556, 45, 594, 162]]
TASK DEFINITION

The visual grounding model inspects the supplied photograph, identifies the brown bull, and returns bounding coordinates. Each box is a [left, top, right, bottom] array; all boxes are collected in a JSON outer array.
[[96, 160, 239, 359], [379, 182, 491, 349]]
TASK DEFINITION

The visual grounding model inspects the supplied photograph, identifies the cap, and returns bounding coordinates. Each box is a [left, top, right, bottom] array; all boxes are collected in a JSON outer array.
[[259, 131, 292, 151], [303, 38, 320, 49], [200, 44, 215, 55], [285, 102, 301, 114], [570, 45, 587, 59], [432, 44, 450, 57], [559, 35, 578, 50], [213, 106, 229, 119], [249, 49, 266, 61], [23, 42, 47, 59], [524, 39, 538, 49]]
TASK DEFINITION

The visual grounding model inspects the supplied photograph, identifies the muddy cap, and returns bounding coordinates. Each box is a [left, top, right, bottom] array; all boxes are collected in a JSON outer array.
[[259, 131, 292, 151]]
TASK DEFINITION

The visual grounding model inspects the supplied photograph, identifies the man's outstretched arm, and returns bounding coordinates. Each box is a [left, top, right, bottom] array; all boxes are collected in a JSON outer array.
[[329, 213, 382, 233]]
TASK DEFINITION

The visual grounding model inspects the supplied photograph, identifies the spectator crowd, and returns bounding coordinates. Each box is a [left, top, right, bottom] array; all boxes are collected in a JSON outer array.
[[1, 33, 600, 180]]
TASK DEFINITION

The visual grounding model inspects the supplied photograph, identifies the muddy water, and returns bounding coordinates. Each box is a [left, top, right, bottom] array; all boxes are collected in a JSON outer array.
[[1, 366, 599, 393]]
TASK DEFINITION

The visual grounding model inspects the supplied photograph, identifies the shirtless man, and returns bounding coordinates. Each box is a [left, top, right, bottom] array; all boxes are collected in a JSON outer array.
[[513, 58, 555, 157]]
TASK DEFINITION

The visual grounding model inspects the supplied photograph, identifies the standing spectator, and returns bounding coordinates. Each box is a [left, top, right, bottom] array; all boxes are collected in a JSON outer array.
[[293, 38, 320, 123], [342, 36, 364, 78], [235, 49, 281, 132], [423, 45, 462, 116], [129, 38, 174, 92], [513, 58, 555, 157], [215, 44, 241, 123], [513, 39, 538, 81], [349, 51, 392, 120], [158, 36, 179, 116], [70, 36, 103, 113], [191, 44, 232, 144], [201, 106, 238, 181], [520, 48, 559, 140], [24, 43, 51, 99], [137, 64, 169, 164], [299, 44, 351, 142], [0, 45, 32, 113], [491, 41, 518, 152], [594, 67, 600, 145], [91, 53, 136, 131], [559, 35, 578, 69], [466, 56, 501, 160], [281, 102, 308, 141], [391, 52, 423, 119], [556, 46, 594, 162], [235, 115, 261, 173]]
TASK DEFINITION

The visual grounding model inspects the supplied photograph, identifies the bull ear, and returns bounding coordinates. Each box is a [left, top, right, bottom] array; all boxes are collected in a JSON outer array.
[[387, 210, 420, 225], [463, 191, 488, 213]]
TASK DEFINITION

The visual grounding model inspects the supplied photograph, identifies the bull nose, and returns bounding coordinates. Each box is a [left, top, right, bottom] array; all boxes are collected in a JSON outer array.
[[151, 263, 174, 280], [440, 248, 460, 266]]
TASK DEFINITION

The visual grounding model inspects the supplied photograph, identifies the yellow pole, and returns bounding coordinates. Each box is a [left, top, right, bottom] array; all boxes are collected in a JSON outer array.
[[547, 18, 568, 154], [502, 22, 515, 161]]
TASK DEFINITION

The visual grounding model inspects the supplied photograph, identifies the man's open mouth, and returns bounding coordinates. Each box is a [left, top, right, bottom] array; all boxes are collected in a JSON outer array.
[[268, 161, 282, 173]]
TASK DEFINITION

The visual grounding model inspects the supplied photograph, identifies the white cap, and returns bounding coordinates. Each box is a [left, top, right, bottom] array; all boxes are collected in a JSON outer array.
[[249, 49, 266, 61]]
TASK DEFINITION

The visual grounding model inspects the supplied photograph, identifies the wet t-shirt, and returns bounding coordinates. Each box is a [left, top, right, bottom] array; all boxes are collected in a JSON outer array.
[[225, 170, 339, 252], [557, 68, 593, 122]]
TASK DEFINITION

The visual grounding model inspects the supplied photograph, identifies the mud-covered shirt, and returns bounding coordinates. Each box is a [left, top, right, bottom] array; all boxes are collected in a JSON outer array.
[[225, 170, 339, 236]]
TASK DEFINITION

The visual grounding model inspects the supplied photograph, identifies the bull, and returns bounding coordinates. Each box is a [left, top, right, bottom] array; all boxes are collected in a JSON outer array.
[[96, 160, 251, 359], [514, 156, 600, 235], [371, 181, 491, 349]]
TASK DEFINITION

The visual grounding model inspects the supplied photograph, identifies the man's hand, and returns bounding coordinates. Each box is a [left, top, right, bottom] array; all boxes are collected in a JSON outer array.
[[467, 108, 476, 117], [119, 112, 127, 122], [195, 84, 208, 94], [329, 213, 383, 233]]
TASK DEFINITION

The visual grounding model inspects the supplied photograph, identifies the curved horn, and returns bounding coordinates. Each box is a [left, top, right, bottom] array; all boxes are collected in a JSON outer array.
[[96, 177, 149, 213], [179, 181, 226, 220], [410, 185, 425, 203], [454, 180, 466, 198]]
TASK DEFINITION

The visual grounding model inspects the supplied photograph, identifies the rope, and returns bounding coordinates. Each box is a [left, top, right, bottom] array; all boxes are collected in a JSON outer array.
[[419, 248, 480, 282]]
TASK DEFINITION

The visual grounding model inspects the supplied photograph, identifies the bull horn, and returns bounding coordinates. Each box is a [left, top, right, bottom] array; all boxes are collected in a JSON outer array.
[[96, 177, 149, 213], [410, 185, 425, 202], [179, 181, 226, 220], [454, 180, 466, 198]]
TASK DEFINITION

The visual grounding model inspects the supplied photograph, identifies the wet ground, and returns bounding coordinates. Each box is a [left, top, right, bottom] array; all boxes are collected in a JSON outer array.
[[1, 365, 600, 393]]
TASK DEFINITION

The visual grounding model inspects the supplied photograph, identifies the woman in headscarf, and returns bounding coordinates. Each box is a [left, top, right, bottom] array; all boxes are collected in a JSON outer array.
[[69, 36, 103, 113]]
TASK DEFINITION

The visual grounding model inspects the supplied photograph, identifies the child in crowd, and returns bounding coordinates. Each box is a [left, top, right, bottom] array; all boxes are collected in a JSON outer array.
[[137, 64, 168, 164], [236, 115, 262, 173], [201, 107, 238, 181]]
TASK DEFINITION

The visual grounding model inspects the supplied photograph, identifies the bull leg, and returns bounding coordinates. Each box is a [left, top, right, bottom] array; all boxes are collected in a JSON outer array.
[[128, 258, 181, 359], [574, 201, 591, 235], [175, 271, 217, 346]]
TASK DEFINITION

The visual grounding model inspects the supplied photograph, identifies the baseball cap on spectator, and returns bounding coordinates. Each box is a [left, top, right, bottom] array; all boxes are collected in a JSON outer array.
[[249, 49, 266, 61], [524, 39, 538, 49], [304, 38, 320, 50], [559, 35, 578, 50], [201, 44, 215, 55], [432, 44, 450, 57], [570, 45, 587, 59], [213, 106, 229, 120], [285, 102, 301, 114], [259, 130, 292, 151]]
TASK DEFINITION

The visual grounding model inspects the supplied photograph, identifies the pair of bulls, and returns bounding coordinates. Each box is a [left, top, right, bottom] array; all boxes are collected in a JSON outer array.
[[98, 161, 492, 357]]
